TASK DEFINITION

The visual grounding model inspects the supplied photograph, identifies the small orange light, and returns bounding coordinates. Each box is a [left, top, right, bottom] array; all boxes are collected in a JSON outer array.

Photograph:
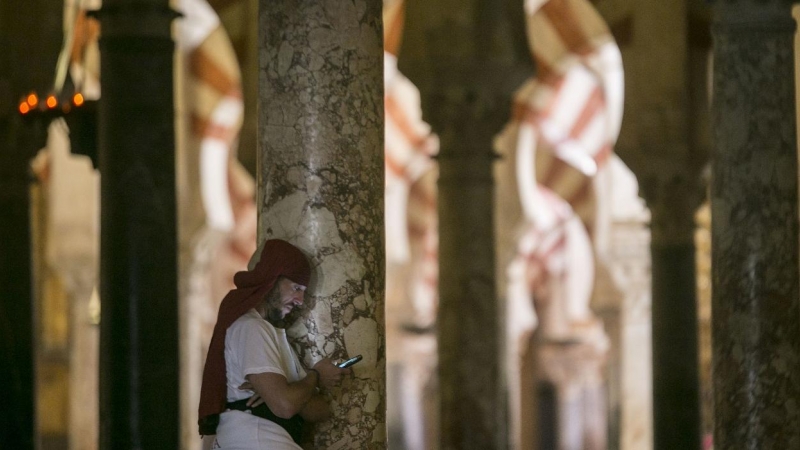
[[46, 95, 57, 108], [19, 102, 30, 114], [27, 93, 38, 107], [73, 93, 84, 106]]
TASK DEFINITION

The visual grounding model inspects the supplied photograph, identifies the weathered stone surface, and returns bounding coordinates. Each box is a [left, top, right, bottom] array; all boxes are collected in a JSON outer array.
[[259, 0, 385, 448], [711, 2, 800, 448]]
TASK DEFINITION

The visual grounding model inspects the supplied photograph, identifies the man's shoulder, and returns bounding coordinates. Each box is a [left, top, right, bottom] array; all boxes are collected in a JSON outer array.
[[229, 310, 277, 335]]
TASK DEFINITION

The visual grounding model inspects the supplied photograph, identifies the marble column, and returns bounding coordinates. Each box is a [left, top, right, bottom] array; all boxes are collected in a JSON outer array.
[[592, 204, 654, 450], [0, 92, 36, 450], [93, 1, 180, 448], [614, 223, 654, 450], [710, 2, 800, 448], [647, 195, 702, 450], [0, 87, 36, 450], [399, 0, 532, 448], [0, 0, 62, 445], [258, 1, 385, 448]]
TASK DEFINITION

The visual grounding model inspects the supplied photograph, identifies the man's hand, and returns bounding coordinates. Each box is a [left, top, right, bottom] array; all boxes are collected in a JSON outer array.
[[312, 358, 351, 390], [243, 360, 350, 419], [238, 381, 265, 407]]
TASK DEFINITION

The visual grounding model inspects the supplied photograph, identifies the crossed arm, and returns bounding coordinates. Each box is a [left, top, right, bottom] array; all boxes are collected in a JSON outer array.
[[244, 358, 349, 422]]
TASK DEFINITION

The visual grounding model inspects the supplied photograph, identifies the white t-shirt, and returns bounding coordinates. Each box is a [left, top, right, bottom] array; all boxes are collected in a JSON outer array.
[[224, 309, 307, 402], [212, 309, 307, 450]]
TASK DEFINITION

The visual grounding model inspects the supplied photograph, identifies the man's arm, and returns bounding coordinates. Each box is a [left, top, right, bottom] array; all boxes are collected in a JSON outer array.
[[239, 380, 330, 422], [245, 371, 318, 419], [299, 394, 331, 422], [245, 358, 348, 420]]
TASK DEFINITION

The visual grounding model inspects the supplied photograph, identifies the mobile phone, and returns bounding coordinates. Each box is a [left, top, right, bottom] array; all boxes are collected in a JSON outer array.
[[337, 355, 362, 368]]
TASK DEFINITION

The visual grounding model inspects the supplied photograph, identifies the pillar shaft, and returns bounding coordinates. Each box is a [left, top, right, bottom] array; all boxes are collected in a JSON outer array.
[[0, 111, 36, 450], [643, 168, 705, 450], [95, 1, 179, 448], [0, 0, 62, 446], [258, 1, 386, 448], [649, 217, 701, 450], [399, 0, 531, 448], [711, 2, 800, 448], [438, 149, 501, 450]]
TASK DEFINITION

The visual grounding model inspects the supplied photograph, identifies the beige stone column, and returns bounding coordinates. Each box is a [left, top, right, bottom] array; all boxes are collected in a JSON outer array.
[[710, 1, 800, 448], [258, 1, 385, 448], [600, 220, 653, 450]]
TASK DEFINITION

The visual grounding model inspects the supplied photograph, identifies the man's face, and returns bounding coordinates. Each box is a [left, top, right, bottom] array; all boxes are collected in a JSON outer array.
[[264, 277, 307, 323]]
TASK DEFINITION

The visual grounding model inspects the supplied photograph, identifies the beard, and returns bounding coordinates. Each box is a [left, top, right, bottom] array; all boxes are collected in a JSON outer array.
[[264, 286, 288, 326]]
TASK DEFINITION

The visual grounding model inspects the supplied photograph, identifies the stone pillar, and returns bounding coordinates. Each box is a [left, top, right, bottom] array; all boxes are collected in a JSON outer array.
[[0, 86, 36, 450], [399, 0, 531, 448], [0, 0, 62, 446], [93, 1, 180, 448], [710, 2, 800, 448], [645, 188, 703, 450], [536, 341, 607, 450], [258, 1, 385, 448], [592, 159, 654, 450], [613, 223, 654, 450], [0, 78, 36, 450]]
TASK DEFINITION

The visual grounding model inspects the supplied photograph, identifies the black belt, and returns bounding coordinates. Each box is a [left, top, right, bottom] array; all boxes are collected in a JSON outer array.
[[226, 398, 305, 444]]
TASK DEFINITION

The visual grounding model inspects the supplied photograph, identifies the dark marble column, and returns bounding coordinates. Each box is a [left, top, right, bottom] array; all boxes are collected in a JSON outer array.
[[0, 110, 36, 450], [710, 1, 800, 448], [399, 1, 532, 448], [634, 133, 707, 444], [643, 185, 704, 450], [0, 0, 62, 446], [258, 1, 386, 447], [93, 1, 180, 448]]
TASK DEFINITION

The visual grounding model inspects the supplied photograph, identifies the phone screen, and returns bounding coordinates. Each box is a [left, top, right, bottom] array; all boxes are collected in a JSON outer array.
[[338, 355, 362, 368]]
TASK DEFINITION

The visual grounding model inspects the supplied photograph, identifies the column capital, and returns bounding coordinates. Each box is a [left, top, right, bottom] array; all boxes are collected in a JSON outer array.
[[398, 0, 533, 149], [711, 0, 796, 28], [88, 0, 179, 40], [708, 0, 794, 6], [637, 159, 706, 247], [407, 58, 532, 154]]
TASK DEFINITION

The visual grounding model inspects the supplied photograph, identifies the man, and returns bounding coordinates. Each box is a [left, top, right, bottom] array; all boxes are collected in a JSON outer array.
[[198, 239, 350, 449]]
